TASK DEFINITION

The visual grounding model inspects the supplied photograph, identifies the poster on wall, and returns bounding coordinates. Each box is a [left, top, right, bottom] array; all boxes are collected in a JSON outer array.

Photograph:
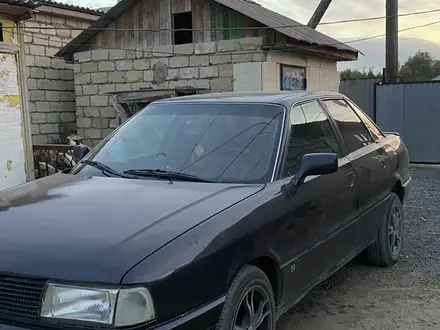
[[280, 65, 306, 91]]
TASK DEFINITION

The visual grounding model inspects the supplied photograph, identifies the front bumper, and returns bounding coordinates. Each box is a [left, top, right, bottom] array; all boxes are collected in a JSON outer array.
[[0, 296, 224, 330]]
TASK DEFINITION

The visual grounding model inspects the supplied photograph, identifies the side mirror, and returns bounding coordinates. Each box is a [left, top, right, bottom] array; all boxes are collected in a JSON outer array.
[[73, 145, 90, 161], [291, 153, 338, 186]]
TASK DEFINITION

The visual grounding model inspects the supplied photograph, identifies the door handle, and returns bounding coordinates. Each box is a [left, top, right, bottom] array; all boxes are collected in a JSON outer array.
[[345, 171, 355, 187]]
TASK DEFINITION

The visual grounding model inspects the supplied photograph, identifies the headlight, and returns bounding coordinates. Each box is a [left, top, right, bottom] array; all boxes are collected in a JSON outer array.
[[41, 283, 155, 327]]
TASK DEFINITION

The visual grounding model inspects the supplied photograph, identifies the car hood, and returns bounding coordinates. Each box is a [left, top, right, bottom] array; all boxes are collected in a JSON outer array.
[[0, 174, 263, 283]]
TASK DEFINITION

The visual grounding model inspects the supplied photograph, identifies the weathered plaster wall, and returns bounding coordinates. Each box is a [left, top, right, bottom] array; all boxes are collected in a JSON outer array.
[[0, 18, 26, 190], [265, 50, 340, 92], [73, 38, 266, 146], [24, 10, 97, 144]]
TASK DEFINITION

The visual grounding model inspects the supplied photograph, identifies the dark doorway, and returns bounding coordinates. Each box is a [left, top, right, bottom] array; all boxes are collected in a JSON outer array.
[[173, 12, 193, 45], [0, 23, 3, 42]]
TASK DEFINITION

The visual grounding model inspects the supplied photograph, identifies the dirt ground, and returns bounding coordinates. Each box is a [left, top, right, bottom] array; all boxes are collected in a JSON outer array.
[[277, 168, 440, 330]]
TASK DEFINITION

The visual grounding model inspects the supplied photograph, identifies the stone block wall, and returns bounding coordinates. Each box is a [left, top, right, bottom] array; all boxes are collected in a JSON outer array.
[[24, 11, 97, 144], [73, 37, 267, 146]]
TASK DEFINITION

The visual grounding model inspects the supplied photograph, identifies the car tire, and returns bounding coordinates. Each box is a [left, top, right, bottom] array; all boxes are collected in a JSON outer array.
[[366, 192, 404, 266], [216, 265, 276, 330]]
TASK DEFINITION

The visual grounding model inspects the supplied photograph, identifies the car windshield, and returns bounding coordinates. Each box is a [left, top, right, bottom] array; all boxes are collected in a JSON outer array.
[[74, 102, 285, 184]]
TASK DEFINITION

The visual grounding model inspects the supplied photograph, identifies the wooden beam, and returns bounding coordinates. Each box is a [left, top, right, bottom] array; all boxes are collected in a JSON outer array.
[[109, 95, 129, 123]]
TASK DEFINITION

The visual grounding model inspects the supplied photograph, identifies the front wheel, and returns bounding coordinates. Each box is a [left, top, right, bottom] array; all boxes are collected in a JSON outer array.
[[366, 192, 404, 266], [217, 265, 276, 330]]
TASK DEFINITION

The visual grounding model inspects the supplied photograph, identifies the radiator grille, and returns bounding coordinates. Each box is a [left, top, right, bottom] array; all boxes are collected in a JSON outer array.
[[0, 276, 46, 318]]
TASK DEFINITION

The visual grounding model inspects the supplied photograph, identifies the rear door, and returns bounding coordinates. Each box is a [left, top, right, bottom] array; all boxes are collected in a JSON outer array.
[[278, 100, 359, 303], [322, 99, 390, 245]]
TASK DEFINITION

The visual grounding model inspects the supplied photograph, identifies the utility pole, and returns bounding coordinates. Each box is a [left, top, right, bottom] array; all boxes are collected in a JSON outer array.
[[308, 0, 333, 29], [385, 0, 399, 82]]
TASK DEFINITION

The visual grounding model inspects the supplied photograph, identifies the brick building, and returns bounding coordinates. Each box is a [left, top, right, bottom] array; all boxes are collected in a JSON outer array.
[[24, 1, 102, 144], [57, 0, 359, 146]]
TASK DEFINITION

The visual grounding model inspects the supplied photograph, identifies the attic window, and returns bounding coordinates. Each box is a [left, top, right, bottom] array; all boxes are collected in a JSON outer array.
[[173, 12, 193, 45], [0, 23, 3, 42]]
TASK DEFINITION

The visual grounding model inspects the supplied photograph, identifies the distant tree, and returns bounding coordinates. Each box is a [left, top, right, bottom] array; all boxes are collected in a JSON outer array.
[[340, 68, 382, 80], [399, 51, 440, 81]]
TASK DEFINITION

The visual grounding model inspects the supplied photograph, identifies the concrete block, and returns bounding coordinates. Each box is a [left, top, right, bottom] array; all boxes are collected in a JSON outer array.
[[200, 66, 219, 78], [74, 85, 82, 96], [170, 56, 189, 68], [219, 64, 233, 77], [46, 69, 60, 79], [82, 62, 98, 73], [52, 58, 66, 69], [30, 91, 46, 101], [190, 55, 209, 67], [116, 60, 133, 71], [52, 80, 67, 91], [46, 113, 61, 123], [60, 70, 74, 80], [78, 118, 92, 128], [187, 79, 210, 89], [31, 112, 46, 124], [179, 67, 198, 79], [233, 62, 263, 92], [109, 119, 119, 128], [83, 85, 99, 95], [98, 84, 116, 94], [174, 44, 194, 55], [109, 49, 127, 60], [91, 49, 109, 61], [100, 107, 116, 118], [167, 69, 179, 81], [195, 42, 217, 55], [74, 64, 81, 73], [25, 55, 34, 66], [133, 58, 150, 70], [45, 47, 58, 57], [30, 67, 45, 79], [253, 52, 266, 62], [98, 61, 116, 72], [35, 101, 51, 111], [169, 80, 188, 89], [232, 53, 254, 63], [115, 84, 132, 92], [40, 124, 58, 134], [92, 118, 109, 129], [27, 78, 37, 89], [144, 70, 154, 82], [91, 95, 109, 107], [76, 96, 90, 106], [74, 51, 92, 63], [91, 72, 108, 84], [108, 72, 127, 83], [33, 135, 49, 144], [210, 54, 231, 65], [84, 107, 101, 118], [127, 71, 143, 83], [75, 73, 91, 85], [61, 113, 76, 123], [29, 45, 45, 56], [37, 79, 51, 90], [31, 124, 40, 134], [35, 56, 51, 67], [211, 77, 233, 92], [239, 37, 264, 50], [218, 39, 239, 52]]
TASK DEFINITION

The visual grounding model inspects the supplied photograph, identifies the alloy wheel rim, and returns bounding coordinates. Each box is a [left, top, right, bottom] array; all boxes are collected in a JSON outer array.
[[388, 204, 403, 257], [233, 286, 273, 330]]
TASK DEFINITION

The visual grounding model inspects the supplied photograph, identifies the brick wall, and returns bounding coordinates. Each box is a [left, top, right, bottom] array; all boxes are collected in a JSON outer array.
[[24, 11, 96, 144], [73, 38, 267, 146]]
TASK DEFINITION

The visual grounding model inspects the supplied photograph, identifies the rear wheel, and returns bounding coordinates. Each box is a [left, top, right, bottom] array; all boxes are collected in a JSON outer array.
[[217, 265, 276, 330], [366, 192, 404, 266]]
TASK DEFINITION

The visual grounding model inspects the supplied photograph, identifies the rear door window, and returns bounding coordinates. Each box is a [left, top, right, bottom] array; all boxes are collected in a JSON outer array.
[[346, 99, 385, 141], [323, 99, 374, 153]]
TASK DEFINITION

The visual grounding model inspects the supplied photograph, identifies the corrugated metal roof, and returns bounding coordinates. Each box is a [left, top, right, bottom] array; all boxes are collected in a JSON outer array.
[[2, 0, 41, 9], [56, 0, 358, 57], [41, 0, 104, 15], [216, 0, 357, 53]]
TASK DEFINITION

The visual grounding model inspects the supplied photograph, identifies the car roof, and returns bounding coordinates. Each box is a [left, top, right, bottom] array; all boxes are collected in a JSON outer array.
[[154, 91, 344, 105]]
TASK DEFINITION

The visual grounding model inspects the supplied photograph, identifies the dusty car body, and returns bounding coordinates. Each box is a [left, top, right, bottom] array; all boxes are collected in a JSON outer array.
[[0, 91, 410, 330]]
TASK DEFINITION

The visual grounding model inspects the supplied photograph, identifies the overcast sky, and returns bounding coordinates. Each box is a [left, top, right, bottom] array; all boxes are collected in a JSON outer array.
[[66, 0, 440, 71]]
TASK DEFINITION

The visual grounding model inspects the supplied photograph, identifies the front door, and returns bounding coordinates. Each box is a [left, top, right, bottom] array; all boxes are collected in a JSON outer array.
[[276, 100, 359, 307]]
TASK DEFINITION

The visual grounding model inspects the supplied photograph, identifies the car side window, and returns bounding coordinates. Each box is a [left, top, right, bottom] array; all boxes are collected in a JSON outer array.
[[282, 100, 341, 178], [346, 99, 385, 141], [323, 99, 374, 153]]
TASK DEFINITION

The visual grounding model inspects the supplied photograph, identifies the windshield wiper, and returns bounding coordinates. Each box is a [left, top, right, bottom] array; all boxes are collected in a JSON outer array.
[[81, 160, 130, 178], [123, 169, 213, 182]]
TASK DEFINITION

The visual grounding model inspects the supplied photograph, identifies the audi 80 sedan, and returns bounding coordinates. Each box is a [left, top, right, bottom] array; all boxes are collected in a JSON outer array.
[[0, 91, 410, 330]]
